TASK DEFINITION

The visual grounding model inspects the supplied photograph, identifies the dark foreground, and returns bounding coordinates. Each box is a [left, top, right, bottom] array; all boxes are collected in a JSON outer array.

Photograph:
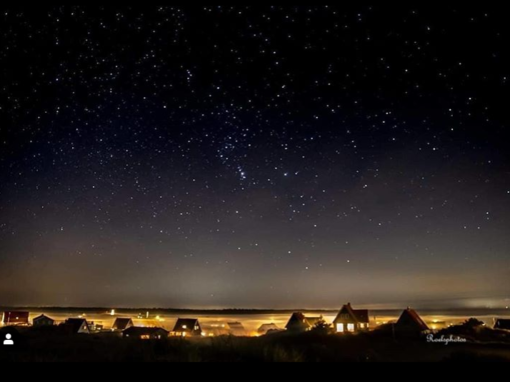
[[1, 326, 510, 362]]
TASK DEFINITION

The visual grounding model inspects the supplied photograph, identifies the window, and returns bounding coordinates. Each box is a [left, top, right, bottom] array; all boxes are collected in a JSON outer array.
[[336, 324, 344, 333], [347, 324, 355, 333]]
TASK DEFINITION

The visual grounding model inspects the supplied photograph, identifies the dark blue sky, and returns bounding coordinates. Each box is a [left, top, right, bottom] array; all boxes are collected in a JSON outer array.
[[1, 6, 509, 308]]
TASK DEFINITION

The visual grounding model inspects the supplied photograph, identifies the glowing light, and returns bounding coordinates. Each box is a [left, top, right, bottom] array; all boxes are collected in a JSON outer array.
[[110, 310, 115, 316]]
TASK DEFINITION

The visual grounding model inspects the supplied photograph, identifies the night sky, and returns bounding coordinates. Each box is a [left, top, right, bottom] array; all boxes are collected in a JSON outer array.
[[1, 6, 510, 309]]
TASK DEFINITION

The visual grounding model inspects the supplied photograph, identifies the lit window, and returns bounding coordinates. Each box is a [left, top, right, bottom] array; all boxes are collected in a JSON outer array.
[[347, 324, 355, 332], [337, 324, 344, 333], [182, 325, 187, 329]]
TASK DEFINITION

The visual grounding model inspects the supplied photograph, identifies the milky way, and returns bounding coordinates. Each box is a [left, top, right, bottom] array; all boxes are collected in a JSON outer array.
[[1, 6, 509, 308]]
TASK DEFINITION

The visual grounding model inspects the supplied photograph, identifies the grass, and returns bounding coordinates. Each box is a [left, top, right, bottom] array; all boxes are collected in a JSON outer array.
[[1, 327, 510, 362]]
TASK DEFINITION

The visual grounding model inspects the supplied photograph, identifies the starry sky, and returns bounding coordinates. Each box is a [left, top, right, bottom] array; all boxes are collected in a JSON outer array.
[[1, 6, 509, 309]]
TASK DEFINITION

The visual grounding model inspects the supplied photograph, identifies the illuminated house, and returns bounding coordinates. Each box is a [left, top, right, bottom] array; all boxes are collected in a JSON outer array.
[[123, 327, 169, 340], [172, 318, 202, 337], [61, 318, 91, 334], [1, 311, 30, 326], [33, 314, 55, 327], [395, 308, 430, 337], [228, 322, 247, 337], [494, 319, 510, 331], [333, 304, 370, 334], [285, 313, 322, 332], [112, 318, 134, 332]]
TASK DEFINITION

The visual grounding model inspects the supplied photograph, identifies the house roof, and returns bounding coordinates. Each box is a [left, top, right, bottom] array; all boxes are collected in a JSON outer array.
[[228, 322, 245, 330], [286, 312, 317, 330], [34, 314, 55, 322], [113, 318, 133, 331], [173, 318, 201, 333], [333, 304, 370, 324], [124, 327, 169, 337], [2, 312, 30, 324], [64, 318, 90, 334], [495, 319, 510, 330], [396, 308, 430, 332]]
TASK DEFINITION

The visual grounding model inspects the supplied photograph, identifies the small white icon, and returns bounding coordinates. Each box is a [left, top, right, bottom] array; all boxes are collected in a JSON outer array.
[[3, 334, 14, 346]]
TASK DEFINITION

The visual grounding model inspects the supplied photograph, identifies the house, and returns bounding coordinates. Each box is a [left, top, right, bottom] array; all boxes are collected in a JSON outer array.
[[333, 304, 370, 334], [33, 315, 55, 327], [494, 319, 510, 331], [123, 327, 169, 340], [228, 322, 247, 336], [61, 318, 91, 334], [285, 313, 322, 332], [395, 308, 430, 337], [112, 318, 134, 332], [172, 318, 202, 337], [258, 323, 281, 336], [1, 312, 30, 326], [205, 324, 230, 337]]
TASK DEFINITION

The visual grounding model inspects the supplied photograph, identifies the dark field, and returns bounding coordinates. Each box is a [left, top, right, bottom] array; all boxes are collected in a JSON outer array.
[[1, 326, 510, 362]]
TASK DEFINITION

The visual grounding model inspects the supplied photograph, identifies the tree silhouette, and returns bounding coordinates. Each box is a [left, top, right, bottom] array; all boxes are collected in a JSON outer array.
[[311, 317, 333, 334]]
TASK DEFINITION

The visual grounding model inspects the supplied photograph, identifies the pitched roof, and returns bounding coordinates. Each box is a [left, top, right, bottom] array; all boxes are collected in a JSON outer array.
[[64, 318, 90, 334], [286, 312, 314, 330], [495, 319, 510, 330], [333, 304, 370, 324], [34, 314, 55, 322], [228, 322, 245, 330], [396, 308, 430, 332], [113, 318, 133, 331], [2, 311, 30, 324], [173, 318, 201, 333], [124, 327, 169, 337]]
